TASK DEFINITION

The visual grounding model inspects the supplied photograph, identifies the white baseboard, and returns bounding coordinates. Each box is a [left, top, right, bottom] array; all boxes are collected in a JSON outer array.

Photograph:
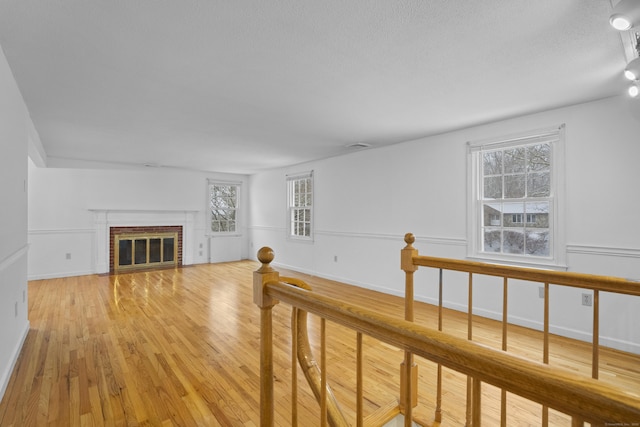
[[28, 269, 96, 281], [422, 299, 640, 355], [0, 321, 30, 403]]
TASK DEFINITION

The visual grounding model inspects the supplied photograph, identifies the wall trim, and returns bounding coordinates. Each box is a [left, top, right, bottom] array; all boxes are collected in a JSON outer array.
[[28, 228, 94, 235], [0, 321, 30, 403], [567, 244, 640, 258], [249, 225, 286, 232], [250, 226, 467, 247], [0, 244, 29, 273], [316, 230, 467, 246]]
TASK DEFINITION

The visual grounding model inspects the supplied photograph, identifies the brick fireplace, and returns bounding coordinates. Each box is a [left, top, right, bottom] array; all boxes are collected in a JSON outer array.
[[91, 209, 197, 275], [109, 225, 183, 272]]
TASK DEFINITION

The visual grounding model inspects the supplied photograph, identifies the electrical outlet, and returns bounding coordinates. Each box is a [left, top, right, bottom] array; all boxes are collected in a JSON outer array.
[[66, 253, 71, 260], [334, 255, 338, 262], [582, 293, 592, 307], [14, 302, 18, 317], [199, 251, 203, 256], [538, 287, 545, 298]]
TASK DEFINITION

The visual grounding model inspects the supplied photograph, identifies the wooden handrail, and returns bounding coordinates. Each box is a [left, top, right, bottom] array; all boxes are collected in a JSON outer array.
[[411, 254, 640, 295], [263, 279, 640, 424]]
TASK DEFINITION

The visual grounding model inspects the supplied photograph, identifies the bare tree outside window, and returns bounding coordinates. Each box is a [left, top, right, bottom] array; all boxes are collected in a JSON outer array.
[[481, 143, 551, 257], [287, 172, 313, 239], [468, 126, 565, 267], [209, 184, 238, 233]]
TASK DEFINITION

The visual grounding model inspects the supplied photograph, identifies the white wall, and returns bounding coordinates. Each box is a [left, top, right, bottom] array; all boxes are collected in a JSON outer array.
[[27, 164, 249, 279], [0, 45, 30, 401], [248, 95, 640, 354]]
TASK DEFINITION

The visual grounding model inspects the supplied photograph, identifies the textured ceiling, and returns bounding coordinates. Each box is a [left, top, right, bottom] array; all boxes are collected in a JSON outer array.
[[0, 0, 630, 174]]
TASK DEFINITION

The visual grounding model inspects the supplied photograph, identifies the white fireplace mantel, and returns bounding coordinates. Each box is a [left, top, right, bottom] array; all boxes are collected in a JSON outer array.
[[90, 209, 198, 274]]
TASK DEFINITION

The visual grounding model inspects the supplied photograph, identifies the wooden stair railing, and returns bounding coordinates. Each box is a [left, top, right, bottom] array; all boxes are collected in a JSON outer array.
[[254, 246, 640, 426], [400, 232, 640, 426], [282, 276, 350, 427]]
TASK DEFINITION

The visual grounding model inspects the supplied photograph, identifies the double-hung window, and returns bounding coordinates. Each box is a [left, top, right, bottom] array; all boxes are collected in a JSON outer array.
[[467, 125, 565, 268], [208, 180, 239, 234], [287, 171, 313, 240]]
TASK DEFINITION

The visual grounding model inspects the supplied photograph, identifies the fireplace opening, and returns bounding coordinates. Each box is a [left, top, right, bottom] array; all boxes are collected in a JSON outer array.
[[110, 226, 182, 273], [115, 232, 177, 271]]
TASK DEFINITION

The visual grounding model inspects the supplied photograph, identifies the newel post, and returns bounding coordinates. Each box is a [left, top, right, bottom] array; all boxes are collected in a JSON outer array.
[[253, 247, 280, 427], [400, 233, 419, 414]]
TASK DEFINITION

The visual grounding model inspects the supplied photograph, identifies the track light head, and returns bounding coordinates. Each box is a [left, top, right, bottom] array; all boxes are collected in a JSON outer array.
[[628, 83, 640, 97], [624, 57, 640, 80], [610, 0, 640, 30]]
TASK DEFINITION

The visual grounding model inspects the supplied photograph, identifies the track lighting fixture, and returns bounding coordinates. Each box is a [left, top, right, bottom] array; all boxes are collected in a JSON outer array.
[[625, 57, 640, 80], [610, 0, 640, 31], [624, 33, 640, 97]]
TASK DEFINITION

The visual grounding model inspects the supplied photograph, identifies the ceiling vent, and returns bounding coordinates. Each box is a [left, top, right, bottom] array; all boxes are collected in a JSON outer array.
[[345, 142, 371, 149]]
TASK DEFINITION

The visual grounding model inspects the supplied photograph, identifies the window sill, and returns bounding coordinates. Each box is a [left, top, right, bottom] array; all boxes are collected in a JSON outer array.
[[466, 254, 568, 271], [207, 233, 242, 238]]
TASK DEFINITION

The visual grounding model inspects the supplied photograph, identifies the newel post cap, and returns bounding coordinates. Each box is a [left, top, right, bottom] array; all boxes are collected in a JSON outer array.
[[257, 246, 275, 272], [254, 247, 279, 308], [401, 233, 418, 272], [404, 233, 415, 248]]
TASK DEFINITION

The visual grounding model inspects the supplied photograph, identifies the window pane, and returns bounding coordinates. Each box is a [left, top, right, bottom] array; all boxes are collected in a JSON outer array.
[[503, 230, 524, 254], [483, 151, 502, 175], [483, 203, 502, 226], [525, 230, 549, 256], [504, 174, 525, 198], [483, 229, 502, 252], [504, 147, 526, 173], [527, 171, 550, 197], [526, 202, 549, 228], [484, 176, 502, 199], [527, 144, 550, 172], [503, 203, 524, 227]]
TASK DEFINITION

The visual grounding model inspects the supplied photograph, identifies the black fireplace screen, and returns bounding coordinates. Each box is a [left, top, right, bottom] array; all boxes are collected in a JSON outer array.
[[115, 232, 177, 271]]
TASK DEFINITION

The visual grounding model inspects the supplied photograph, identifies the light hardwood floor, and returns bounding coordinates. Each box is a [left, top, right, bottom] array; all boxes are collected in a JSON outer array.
[[0, 261, 638, 426]]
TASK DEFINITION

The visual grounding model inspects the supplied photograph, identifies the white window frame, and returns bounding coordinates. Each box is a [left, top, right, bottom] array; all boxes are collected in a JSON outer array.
[[286, 171, 314, 241], [467, 125, 566, 269], [207, 180, 241, 236]]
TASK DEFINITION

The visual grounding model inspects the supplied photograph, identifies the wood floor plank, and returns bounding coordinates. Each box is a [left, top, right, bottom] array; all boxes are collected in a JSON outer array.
[[0, 261, 638, 426]]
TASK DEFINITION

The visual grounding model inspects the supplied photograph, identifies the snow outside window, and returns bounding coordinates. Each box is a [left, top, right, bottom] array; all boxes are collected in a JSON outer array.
[[467, 126, 566, 269]]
